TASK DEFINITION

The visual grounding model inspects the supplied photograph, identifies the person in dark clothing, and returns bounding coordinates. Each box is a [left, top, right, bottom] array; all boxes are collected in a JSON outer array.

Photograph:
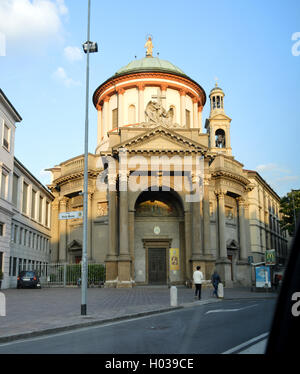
[[211, 271, 221, 298]]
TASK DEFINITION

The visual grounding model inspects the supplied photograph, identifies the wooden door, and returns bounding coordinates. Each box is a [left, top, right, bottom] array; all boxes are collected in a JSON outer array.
[[148, 248, 167, 284]]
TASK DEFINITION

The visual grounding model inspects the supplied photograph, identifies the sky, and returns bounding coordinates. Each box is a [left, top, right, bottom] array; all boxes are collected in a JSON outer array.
[[0, 0, 299, 197]]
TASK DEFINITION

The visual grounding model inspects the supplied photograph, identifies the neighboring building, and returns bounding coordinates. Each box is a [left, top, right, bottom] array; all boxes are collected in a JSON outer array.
[[48, 43, 289, 287], [0, 89, 22, 289], [8, 158, 54, 288], [0, 89, 54, 289]]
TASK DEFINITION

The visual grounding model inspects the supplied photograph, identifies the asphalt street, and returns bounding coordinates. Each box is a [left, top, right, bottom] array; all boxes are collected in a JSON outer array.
[[0, 298, 276, 354]]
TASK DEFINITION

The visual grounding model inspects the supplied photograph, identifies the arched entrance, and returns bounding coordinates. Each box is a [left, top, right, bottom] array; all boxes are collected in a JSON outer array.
[[134, 188, 185, 285]]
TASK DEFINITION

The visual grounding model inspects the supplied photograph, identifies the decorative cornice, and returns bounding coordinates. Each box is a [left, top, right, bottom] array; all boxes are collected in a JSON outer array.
[[93, 72, 206, 108], [211, 170, 250, 187]]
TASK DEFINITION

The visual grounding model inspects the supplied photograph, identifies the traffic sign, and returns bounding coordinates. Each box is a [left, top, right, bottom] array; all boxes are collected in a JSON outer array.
[[59, 211, 83, 220]]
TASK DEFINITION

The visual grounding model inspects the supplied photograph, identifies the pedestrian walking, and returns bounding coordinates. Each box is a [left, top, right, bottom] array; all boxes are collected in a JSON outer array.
[[193, 266, 204, 300], [211, 271, 221, 298]]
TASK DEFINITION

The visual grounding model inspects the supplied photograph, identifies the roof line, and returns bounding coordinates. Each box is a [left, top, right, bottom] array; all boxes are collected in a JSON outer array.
[[0, 89, 22, 122]]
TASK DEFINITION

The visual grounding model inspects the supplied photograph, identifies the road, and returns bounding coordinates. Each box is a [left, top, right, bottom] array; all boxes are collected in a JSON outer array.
[[0, 299, 276, 354]]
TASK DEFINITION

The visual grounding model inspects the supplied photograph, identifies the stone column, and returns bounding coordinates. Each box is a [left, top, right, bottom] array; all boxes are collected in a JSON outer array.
[[97, 106, 103, 143], [137, 83, 145, 123], [203, 177, 211, 256], [58, 197, 68, 262], [184, 210, 192, 280], [192, 98, 198, 129], [87, 193, 93, 261], [161, 84, 168, 109], [180, 89, 186, 127], [118, 170, 132, 287], [128, 209, 135, 279], [198, 106, 203, 133], [117, 88, 125, 127], [191, 174, 202, 258], [216, 190, 227, 260], [237, 197, 247, 261], [105, 173, 118, 287], [103, 97, 110, 138]]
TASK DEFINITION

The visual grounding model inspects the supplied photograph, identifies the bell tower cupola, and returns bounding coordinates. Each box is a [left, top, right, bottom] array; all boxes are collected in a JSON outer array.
[[205, 82, 232, 156]]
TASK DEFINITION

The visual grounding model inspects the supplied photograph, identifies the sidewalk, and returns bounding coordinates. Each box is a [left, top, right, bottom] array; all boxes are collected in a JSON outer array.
[[0, 286, 278, 343]]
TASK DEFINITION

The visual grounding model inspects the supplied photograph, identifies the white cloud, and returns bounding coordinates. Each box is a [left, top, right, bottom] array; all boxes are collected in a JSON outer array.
[[64, 46, 83, 62], [0, 0, 68, 49], [256, 163, 290, 174], [52, 67, 81, 87]]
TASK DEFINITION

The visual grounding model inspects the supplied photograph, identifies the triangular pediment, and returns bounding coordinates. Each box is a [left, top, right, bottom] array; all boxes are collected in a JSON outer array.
[[209, 113, 232, 121], [112, 126, 208, 154], [68, 240, 82, 251]]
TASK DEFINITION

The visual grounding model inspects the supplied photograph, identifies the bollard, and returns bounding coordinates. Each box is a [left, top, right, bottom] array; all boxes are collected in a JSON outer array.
[[170, 286, 178, 307], [0, 292, 6, 317]]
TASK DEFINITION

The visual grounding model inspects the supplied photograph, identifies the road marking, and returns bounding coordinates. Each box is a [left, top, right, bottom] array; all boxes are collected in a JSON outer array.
[[205, 304, 258, 314], [222, 332, 269, 354]]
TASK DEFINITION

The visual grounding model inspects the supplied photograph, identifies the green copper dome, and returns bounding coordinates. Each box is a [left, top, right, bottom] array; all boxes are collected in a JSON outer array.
[[115, 57, 186, 77]]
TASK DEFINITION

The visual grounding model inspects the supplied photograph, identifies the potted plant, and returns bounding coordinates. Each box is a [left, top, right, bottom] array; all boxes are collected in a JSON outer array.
[[0, 270, 3, 289]]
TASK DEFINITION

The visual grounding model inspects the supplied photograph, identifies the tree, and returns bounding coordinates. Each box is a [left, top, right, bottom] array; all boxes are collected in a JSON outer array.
[[280, 190, 300, 236]]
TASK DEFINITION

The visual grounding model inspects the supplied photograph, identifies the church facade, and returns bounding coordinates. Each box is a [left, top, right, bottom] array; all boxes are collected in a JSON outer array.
[[48, 44, 288, 288]]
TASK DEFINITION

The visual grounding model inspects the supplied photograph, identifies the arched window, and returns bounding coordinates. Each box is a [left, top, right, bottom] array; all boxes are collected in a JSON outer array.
[[168, 105, 176, 123], [128, 104, 136, 124], [215, 129, 226, 148]]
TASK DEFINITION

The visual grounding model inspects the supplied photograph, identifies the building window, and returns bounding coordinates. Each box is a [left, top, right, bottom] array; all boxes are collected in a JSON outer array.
[[0, 252, 3, 274], [1, 171, 8, 200], [18, 259, 23, 273], [22, 182, 29, 214], [169, 106, 176, 123], [13, 257, 17, 276], [112, 108, 118, 128], [46, 201, 50, 227], [31, 190, 36, 219], [12, 173, 19, 206], [39, 196, 43, 223], [2, 123, 10, 151], [185, 109, 191, 128], [19, 227, 23, 245], [0, 222, 4, 236], [14, 225, 18, 243], [128, 105, 136, 124]]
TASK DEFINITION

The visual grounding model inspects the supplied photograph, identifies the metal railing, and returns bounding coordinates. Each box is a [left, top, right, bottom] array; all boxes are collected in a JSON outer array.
[[37, 263, 105, 288]]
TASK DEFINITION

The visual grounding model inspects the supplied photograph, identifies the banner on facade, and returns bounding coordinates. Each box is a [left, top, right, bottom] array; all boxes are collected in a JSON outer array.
[[59, 211, 83, 220], [169, 248, 180, 271], [255, 266, 271, 288], [265, 249, 276, 266]]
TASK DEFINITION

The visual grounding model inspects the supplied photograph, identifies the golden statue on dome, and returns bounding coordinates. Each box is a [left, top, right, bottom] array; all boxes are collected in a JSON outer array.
[[144, 35, 153, 57]]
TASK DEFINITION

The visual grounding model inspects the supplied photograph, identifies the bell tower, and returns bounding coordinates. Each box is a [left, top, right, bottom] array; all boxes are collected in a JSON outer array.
[[205, 82, 232, 156]]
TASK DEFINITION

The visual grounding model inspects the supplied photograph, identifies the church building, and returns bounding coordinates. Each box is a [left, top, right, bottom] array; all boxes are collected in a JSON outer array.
[[48, 39, 288, 288]]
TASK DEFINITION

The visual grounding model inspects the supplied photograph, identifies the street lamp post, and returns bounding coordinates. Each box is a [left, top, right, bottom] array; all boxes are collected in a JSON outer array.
[[81, 0, 98, 316]]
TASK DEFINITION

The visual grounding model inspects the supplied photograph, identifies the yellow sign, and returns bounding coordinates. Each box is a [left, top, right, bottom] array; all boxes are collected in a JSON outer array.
[[170, 248, 180, 271]]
